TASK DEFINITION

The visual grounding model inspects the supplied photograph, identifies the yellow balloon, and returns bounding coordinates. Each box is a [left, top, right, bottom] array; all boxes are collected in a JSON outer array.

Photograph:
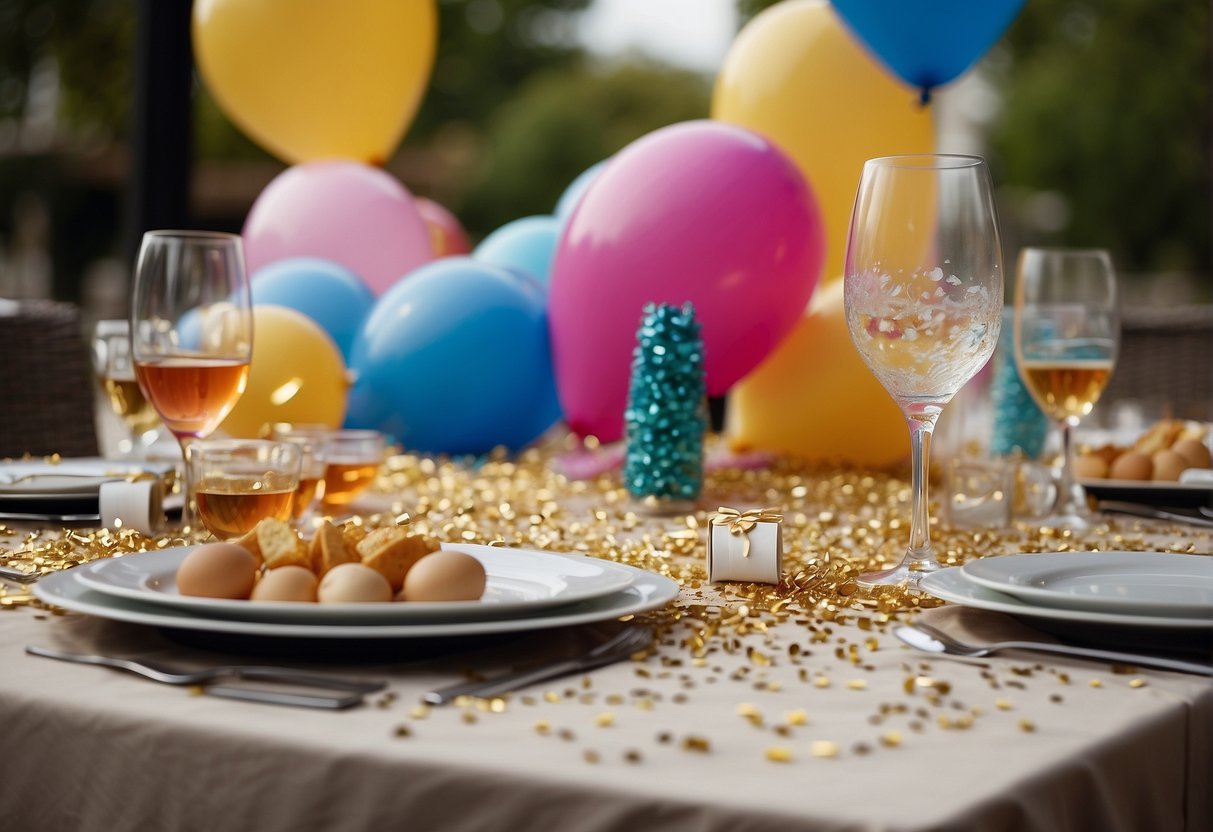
[[192, 0, 438, 164], [712, 0, 934, 285], [220, 306, 348, 438], [727, 281, 908, 467]]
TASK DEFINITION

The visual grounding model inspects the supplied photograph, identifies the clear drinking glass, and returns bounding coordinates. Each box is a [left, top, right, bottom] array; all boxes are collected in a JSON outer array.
[[269, 425, 329, 522], [320, 429, 386, 508], [92, 319, 163, 456], [1013, 248, 1118, 529], [190, 439, 301, 540], [844, 155, 1004, 587], [130, 231, 253, 530]]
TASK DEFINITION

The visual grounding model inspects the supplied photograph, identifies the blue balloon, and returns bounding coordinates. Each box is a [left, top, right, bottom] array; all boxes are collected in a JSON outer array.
[[346, 257, 562, 454], [830, 0, 1025, 98], [250, 257, 374, 362], [472, 215, 561, 288], [555, 160, 607, 220]]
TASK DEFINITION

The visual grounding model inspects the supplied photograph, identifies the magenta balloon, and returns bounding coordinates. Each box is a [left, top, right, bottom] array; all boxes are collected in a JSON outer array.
[[243, 160, 433, 296], [549, 120, 824, 442]]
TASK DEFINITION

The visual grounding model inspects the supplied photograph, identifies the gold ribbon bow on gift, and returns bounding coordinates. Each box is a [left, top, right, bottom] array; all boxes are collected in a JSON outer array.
[[709, 507, 783, 559]]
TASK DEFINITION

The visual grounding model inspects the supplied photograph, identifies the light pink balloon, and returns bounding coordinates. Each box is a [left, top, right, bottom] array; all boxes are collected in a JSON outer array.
[[549, 120, 825, 442], [243, 160, 432, 296]]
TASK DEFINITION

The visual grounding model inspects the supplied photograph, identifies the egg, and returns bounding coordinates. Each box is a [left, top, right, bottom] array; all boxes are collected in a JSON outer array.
[[317, 562, 392, 603], [1108, 451, 1153, 481], [176, 542, 258, 599], [1073, 453, 1109, 480], [400, 550, 487, 602], [1171, 438, 1213, 470], [1151, 449, 1188, 482], [251, 565, 318, 603]]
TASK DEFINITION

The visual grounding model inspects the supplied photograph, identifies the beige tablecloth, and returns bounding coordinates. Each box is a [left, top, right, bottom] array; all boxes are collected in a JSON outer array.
[[1, 583, 1209, 831]]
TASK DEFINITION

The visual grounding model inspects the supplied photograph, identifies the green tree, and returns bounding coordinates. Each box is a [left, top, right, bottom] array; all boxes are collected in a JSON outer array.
[[457, 60, 710, 234], [988, 0, 1209, 276]]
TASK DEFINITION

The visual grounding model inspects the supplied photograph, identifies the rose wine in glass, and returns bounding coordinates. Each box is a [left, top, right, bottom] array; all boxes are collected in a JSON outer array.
[[844, 155, 1004, 587], [191, 439, 301, 539], [131, 230, 252, 530], [1013, 248, 1118, 529]]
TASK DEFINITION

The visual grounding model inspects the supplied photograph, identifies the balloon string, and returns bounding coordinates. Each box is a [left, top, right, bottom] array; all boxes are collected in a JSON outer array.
[[918, 88, 932, 107]]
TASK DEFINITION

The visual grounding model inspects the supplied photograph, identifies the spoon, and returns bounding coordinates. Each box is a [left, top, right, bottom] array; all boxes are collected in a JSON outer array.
[[893, 622, 1213, 677]]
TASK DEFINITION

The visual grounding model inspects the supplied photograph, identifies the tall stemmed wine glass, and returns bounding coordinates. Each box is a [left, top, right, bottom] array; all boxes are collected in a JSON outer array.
[[1013, 248, 1118, 530], [131, 231, 252, 530], [844, 155, 1004, 587]]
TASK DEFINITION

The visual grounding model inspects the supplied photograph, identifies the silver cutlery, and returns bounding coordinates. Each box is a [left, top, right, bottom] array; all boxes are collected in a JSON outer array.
[[1098, 500, 1213, 529], [26, 645, 388, 709], [0, 565, 41, 584], [893, 622, 1213, 677], [424, 626, 653, 705]]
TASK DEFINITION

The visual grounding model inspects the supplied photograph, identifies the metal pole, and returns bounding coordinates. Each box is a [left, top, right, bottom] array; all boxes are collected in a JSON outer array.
[[124, 0, 194, 272]]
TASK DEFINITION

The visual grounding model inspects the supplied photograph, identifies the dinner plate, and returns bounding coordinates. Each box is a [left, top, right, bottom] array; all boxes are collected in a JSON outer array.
[[1080, 478, 1213, 509], [75, 543, 637, 623], [920, 567, 1213, 630], [0, 459, 175, 497], [961, 552, 1213, 617], [33, 560, 679, 639]]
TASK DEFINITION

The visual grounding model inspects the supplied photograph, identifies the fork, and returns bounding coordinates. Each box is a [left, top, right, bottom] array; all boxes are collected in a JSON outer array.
[[424, 626, 652, 705], [893, 622, 1213, 676], [26, 645, 389, 705]]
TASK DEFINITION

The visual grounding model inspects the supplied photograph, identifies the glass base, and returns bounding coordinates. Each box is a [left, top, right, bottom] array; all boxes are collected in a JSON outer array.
[[858, 557, 942, 589]]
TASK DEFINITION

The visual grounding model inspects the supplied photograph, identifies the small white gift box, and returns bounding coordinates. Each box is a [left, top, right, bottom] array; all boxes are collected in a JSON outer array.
[[707, 507, 783, 584]]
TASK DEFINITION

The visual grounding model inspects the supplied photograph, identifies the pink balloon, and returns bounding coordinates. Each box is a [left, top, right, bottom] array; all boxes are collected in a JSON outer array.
[[415, 197, 471, 257], [243, 160, 433, 295], [549, 120, 825, 442]]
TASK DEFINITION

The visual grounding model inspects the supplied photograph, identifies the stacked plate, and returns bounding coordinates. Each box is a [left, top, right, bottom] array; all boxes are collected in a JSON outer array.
[[0, 458, 178, 522], [32, 543, 680, 640], [921, 551, 1213, 631]]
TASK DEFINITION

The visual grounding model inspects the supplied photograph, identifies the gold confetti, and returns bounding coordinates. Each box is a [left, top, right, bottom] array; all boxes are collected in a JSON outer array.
[[393, 725, 412, 738], [810, 740, 839, 758], [995, 698, 1013, 711], [880, 731, 902, 748], [1129, 678, 1147, 689], [681, 735, 711, 753], [583, 750, 601, 764], [765, 746, 793, 763], [1019, 719, 1036, 732], [409, 705, 430, 720], [847, 679, 867, 691], [813, 676, 831, 689], [534, 720, 551, 735], [1089, 679, 1103, 688], [595, 712, 616, 728], [785, 709, 808, 726]]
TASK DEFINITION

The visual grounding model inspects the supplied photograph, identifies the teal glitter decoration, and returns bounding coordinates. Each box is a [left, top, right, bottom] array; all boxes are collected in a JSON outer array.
[[990, 312, 1048, 458], [623, 302, 707, 502]]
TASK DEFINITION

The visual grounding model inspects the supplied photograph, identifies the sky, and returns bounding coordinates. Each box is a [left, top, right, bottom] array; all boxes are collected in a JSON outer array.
[[577, 0, 739, 74]]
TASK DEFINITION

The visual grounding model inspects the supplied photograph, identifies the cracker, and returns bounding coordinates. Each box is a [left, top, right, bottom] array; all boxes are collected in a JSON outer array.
[[231, 526, 264, 569], [309, 520, 358, 577], [256, 517, 309, 570], [356, 526, 438, 591]]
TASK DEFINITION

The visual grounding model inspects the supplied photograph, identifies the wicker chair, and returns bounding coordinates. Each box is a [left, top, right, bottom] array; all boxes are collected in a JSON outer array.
[[0, 299, 99, 458], [1102, 305, 1213, 421]]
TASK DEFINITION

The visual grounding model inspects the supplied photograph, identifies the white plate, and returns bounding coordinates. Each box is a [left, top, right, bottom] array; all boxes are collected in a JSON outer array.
[[75, 543, 636, 623], [961, 552, 1213, 617], [0, 459, 175, 498], [33, 560, 679, 639], [920, 568, 1213, 630]]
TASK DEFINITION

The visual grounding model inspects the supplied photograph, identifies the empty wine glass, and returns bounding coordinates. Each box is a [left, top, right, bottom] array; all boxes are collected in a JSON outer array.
[[1013, 248, 1118, 529], [130, 231, 253, 530], [844, 155, 1004, 587]]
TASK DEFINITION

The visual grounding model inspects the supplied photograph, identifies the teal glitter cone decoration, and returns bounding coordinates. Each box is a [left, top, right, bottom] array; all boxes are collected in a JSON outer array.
[[990, 311, 1048, 458], [624, 303, 707, 503]]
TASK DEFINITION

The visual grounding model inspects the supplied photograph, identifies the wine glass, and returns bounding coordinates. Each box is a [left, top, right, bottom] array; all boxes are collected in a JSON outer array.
[[92, 319, 163, 456], [844, 155, 1004, 587], [130, 231, 252, 530], [1013, 248, 1118, 529], [319, 429, 386, 509]]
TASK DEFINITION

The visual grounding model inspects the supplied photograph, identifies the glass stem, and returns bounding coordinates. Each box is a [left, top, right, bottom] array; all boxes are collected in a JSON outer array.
[[904, 411, 939, 570], [177, 435, 197, 532], [1055, 418, 1079, 515]]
